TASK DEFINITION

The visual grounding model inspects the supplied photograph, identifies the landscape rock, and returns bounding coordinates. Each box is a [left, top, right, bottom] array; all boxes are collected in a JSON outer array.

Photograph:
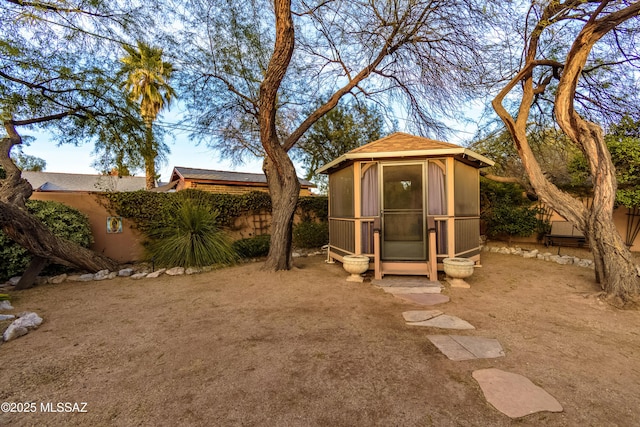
[[3, 325, 28, 341], [523, 250, 539, 259], [146, 269, 166, 279], [108, 272, 118, 279], [498, 247, 511, 254], [489, 247, 499, 253], [49, 274, 68, 284], [0, 314, 15, 321], [93, 270, 111, 281], [165, 267, 185, 276], [292, 252, 302, 258], [78, 273, 95, 282], [130, 273, 148, 280], [577, 259, 593, 268], [555, 256, 573, 265], [0, 300, 14, 311], [3, 312, 43, 342], [186, 267, 202, 275], [118, 268, 134, 277], [8, 277, 20, 286]]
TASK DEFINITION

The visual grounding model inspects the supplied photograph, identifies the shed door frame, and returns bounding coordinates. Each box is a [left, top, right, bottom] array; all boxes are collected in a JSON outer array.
[[380, 162, 427, 261]]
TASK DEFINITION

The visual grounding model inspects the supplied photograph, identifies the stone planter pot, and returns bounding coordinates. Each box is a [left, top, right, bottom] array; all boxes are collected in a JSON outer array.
[[443, 257, 475, 288], [342, 255, 370, 282]]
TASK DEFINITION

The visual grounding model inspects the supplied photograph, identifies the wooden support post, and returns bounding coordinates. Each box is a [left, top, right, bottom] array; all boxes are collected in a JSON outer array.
[[373, 218, 381, 280], [427, 217, 438, 281]]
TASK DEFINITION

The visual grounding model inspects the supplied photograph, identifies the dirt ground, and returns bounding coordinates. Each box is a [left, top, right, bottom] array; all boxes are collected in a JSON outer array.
[[1, 244, 640, 426]]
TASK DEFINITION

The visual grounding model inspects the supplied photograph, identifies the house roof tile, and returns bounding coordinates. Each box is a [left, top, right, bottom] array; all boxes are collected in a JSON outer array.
[[172, 167, 315, 187], [22, 171, 147, 192]]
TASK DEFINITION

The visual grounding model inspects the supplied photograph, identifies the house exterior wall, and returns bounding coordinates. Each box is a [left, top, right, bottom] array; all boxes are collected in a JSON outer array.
[[179, 179, 313, 196], [494, 205, 639, 252], [29, 192, 145, 263], [30, 192, 322, 263]]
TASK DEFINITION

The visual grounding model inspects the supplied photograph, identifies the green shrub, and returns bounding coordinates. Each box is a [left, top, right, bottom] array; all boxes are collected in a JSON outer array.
[[293, 221, 329, 249], [145, 198, 237, 268], [0, 200, 93, 281], [102, 190, 273, 230], [232, 234, 271, 258], [480, 178, 549, 244]]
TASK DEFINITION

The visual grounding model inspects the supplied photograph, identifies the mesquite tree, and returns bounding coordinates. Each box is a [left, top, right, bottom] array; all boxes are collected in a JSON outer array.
[[492, 0, 640, 305], [0, 1, 151, 284], [172, 0, 491, 270]]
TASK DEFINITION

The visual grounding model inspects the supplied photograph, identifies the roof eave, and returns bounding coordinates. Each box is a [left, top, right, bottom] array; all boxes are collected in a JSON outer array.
[[317, 148, 494, 174]]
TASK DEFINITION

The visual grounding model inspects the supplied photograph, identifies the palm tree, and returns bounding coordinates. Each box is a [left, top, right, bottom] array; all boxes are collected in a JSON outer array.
[[120, 41, 175, 190]]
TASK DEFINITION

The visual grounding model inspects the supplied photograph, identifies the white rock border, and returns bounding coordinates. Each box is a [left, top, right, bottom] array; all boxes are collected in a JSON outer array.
[[483, 245, 598, 269], [1, 250, 327, 289]]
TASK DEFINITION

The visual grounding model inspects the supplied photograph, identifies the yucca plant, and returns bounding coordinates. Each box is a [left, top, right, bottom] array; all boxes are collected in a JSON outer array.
[[145, 199, 237, 268]]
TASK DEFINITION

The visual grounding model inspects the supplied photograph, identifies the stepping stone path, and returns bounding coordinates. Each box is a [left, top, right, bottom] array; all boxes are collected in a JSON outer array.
[[373, 276, 449, 305], [472, 368, 563, 418], [390, 279, 563, 419], [427, 335, 504, 361], [409, 314, 475, 330], [403, 310, 475, 330], [394, 293, 450, 305], [402, 310, 442, 322]]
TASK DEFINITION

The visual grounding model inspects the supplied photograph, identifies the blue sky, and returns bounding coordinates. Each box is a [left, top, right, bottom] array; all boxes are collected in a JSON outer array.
[[19, 105, 484, 183], [20, 129, 267, 183]]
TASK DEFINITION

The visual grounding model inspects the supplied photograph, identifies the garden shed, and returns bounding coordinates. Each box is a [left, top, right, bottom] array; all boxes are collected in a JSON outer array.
[[317, 132, 494, 280]]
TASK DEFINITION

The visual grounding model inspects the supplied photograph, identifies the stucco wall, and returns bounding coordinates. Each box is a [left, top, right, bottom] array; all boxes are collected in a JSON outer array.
[[180, 180, 313, 196], [29, 192, 145, 263], [29, 192, 322, 263], [496, 206, 639, 252]]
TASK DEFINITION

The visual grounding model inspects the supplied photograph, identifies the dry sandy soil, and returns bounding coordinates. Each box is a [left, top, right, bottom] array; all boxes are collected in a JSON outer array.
[[1, 244, 640, 426]]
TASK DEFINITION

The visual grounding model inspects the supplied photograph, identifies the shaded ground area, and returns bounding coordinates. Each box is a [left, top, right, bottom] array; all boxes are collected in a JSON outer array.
[[1, 248, 639, 426]]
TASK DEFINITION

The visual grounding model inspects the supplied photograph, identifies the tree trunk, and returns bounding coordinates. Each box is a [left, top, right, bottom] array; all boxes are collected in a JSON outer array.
[[492, 2, 640, 305], [15, 256, 48, 290], [258, 0, 297, 271], [0, 200, 118, 272], [262, 155, 300, 271], [144, 123, 156, 190], [1, 121, 118, 279]]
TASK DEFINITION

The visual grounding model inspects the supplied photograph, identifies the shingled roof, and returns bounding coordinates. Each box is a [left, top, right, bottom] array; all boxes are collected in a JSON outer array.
[[316, 132, 494, 173], [170, 167, 315, 188], [22, 171, 147, 192]]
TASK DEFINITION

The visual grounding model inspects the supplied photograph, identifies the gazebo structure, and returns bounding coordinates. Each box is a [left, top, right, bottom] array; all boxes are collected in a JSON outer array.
[[317, 132, 494, 280]]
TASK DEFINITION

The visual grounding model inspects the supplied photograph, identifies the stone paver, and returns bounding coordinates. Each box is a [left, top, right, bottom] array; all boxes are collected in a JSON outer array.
[[472, 368, 563, 418], [411, 314, 475, 329], [402, 310, 443, 322], [382, 286, 442, 294], [394, 293, 450, 306], [427, 335, 477, 361], [451, 336, 504, 358], [427, 335, 504, 360], [372, 276, 442, 288]]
